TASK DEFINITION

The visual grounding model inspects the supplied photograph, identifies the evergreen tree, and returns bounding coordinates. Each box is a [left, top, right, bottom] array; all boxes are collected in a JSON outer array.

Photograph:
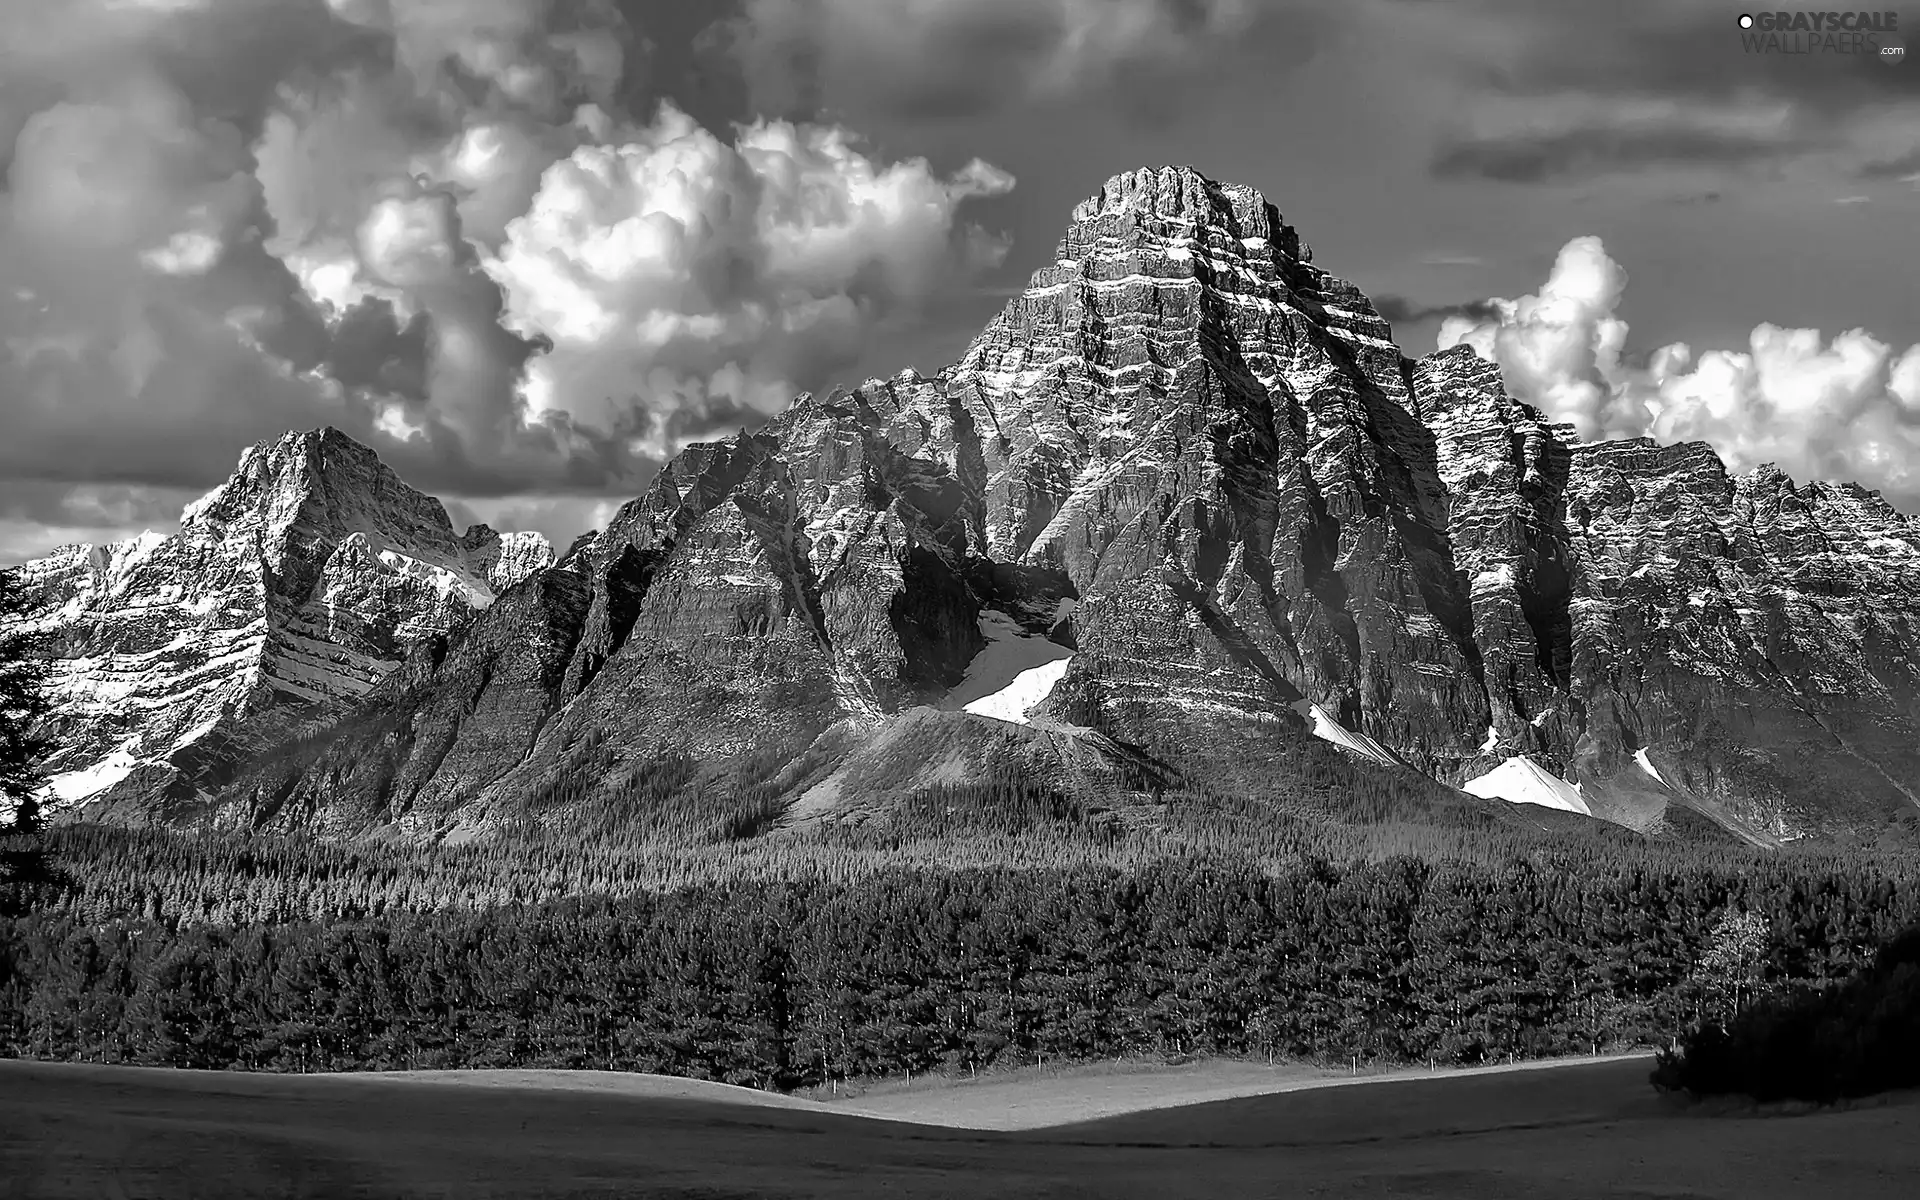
[[0, 566, 54, 915]]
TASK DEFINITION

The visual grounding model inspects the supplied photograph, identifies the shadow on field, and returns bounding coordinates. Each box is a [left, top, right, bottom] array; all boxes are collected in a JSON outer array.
[[2, 1056, 1916, 1199]]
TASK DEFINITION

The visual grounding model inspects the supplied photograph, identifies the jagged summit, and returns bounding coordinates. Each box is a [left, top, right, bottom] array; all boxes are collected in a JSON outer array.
[[185, 426, 454, 547], [1065, 165, 1312, 262]]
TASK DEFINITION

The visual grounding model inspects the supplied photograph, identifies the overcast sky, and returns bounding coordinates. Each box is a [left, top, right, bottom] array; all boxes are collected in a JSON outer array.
[[2, 0, 1917, 562]]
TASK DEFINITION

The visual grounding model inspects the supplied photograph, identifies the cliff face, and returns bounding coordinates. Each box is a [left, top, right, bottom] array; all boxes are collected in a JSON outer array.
[[18, 167, 1920, 845], [10, 429, 552, 815]]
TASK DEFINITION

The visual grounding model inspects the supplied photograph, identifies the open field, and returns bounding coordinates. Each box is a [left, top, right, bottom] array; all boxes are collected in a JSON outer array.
[[823, 1053, 1658, 1130], [3, 1055, 1916, 1199]]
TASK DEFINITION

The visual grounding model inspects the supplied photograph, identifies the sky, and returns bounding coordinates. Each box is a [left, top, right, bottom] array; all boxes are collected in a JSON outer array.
[[1, 0, 1917, 562]]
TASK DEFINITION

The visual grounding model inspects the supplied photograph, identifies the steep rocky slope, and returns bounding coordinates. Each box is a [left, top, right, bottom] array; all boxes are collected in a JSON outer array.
[[19, 167, 1920, 846], [10, 429, 552, 814]]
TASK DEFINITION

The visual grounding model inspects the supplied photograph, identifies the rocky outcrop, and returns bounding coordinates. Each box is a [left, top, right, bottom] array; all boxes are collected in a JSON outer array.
[[1555, 441, 1920, 840], [9, 428, 552, 812], [19, 166, 1920, 846]]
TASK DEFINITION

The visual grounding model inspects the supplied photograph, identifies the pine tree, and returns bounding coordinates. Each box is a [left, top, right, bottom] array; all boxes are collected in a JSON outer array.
[[0, 565, 55, 915]]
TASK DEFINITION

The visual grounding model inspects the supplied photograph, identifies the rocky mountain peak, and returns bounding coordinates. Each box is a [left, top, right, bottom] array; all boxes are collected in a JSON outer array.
[[13, 427, 552, 812], [1063, 164, 1311, 264], [183, 427, 456, 554]]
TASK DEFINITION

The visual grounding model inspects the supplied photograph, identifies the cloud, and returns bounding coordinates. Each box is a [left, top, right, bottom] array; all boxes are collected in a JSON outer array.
[[1395, 0, 1920, 186], [0, 0, 1014, 526], [1858, 147, 1920, 181], [1436, 236, 1643, 439], [1397, 0, 1919, 113], [1438, 236, 1920, 505], [1373, 295, 1500, 326], [0, 480, 202, 564], [722, 0, 1276, 122], [449, 491, 625, 552], [0, 58, 354, 491], [1431, 93, 1810, 183], [483, 102, 1015, 456], [325, 0, 631, 115]]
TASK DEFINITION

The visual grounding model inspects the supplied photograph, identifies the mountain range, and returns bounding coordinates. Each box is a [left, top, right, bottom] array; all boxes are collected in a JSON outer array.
[[13, 165, 1920, 849]]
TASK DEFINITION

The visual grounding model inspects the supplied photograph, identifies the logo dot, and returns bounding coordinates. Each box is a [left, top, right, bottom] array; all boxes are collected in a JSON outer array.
[[1738, 13, 1754, 28]]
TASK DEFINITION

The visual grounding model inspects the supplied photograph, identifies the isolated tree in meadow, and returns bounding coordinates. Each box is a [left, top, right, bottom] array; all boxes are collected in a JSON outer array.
[[0, 565, 55, 913]]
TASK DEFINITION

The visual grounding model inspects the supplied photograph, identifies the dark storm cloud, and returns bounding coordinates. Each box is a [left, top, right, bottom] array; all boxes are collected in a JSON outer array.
[[1396, 0, 1918, 113], [719, 0, 1326, 127], [1395, 0, 1919, 185], [1859, 147, 1920, 179], [1431, 124, 1814, 183], [319, 300, 434, 399], [0, 480, 209, 563], [1371, 295, 1500, 325], [726, 1, 1060, 122], [0, 480, 198, 532], [247, 294, 433, 401]]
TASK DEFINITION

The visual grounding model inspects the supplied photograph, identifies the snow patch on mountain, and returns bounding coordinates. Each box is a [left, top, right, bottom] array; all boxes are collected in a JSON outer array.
[[1462, 756, 1592, 816], [1634, 747, 1668, 787], [44, 742, 141, 804], [951, 610, 1074, 725], [1290, 699, 1401, 766]]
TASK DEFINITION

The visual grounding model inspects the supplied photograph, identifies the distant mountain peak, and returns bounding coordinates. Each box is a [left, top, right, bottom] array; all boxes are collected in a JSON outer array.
[[11, 428, 552, 811], [182, 426, 446, 541]]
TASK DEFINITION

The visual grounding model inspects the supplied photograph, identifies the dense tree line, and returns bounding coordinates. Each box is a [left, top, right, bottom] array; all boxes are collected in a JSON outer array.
[[17, 788, 1899, 930], [1654, 922, 1920, 1103], [4, 853, 1917, 1086]]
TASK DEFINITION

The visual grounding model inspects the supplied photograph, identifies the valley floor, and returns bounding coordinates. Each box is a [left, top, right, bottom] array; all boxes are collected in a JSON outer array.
[[2, 1055, 1913, 1198]]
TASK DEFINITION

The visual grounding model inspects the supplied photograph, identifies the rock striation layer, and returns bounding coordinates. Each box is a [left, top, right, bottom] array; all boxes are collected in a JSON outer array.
[[16, 167, 1920, 845]]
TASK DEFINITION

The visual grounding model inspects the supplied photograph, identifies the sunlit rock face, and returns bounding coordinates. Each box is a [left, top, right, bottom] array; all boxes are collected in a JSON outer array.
[[29, 167, 1920, 845], [9, 428, 551, 815]]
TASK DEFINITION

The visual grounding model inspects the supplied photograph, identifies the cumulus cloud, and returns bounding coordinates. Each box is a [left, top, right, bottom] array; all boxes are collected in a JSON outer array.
[[484, 103, 1015, 455], [1439, 237, 1920, 504], [0, 58, 350, 491], [1436, 237, 1641, 439], [0, 0, 1015, 543]]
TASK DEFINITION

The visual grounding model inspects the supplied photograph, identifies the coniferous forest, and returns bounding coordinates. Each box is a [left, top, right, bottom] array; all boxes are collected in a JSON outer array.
[[4, 812, 1919, 1091]]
